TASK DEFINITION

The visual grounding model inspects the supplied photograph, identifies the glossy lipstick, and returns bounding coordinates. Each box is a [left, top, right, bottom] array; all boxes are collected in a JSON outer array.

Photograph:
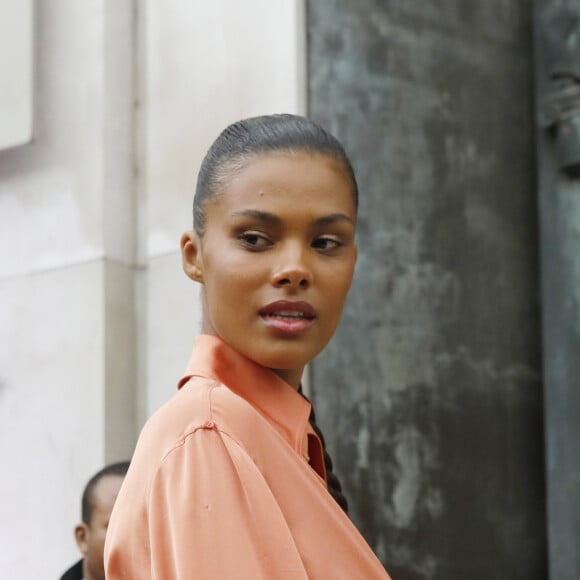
[[259, 300, 316, 335]]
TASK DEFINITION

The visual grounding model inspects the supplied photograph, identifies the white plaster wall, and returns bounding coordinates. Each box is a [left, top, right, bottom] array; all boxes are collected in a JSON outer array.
[[0, 0, 305, 577], [0, 0, 34, 149], [141, 0, 306, 419], [0, 1, 135, 577], [144, 0, 306, 259], [0, 262, 105, 576]]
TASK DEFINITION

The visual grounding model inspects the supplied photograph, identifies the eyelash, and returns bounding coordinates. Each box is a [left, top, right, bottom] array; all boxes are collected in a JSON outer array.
[[238, 232, 272, 250], [238, 232, 343, 252], [312, 237, 343, 251]]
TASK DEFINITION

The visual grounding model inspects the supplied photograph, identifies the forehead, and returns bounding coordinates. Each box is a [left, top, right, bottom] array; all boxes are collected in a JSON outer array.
[[214, 151, 356, 215], [90, 474, 124, 514]]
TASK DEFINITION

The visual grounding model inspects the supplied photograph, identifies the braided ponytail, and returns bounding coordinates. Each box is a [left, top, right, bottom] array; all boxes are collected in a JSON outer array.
[[299, 387, 349, 515]]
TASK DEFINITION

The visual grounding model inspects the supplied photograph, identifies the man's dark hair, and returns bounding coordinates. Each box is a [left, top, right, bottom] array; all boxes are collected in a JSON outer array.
[[81, 461, 130, 525]]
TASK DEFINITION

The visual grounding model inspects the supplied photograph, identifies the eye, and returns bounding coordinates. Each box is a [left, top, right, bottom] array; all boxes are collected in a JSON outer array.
[[238, 231, 272, 249], [312, 236, 342, 251]]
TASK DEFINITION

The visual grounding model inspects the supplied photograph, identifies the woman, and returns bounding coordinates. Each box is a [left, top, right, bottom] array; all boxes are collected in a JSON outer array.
[[105, 114, 391, 579]]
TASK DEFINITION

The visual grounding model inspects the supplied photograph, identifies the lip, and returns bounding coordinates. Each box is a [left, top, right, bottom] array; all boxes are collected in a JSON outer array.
[[259, 300, 316, 317], [259, 300, 316, 335]]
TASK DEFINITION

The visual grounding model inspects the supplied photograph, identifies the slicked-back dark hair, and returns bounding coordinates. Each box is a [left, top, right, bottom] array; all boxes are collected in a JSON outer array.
[[298, 387, 350, 514], [193, 113, 358, 235], [81, 461, 130, 525]]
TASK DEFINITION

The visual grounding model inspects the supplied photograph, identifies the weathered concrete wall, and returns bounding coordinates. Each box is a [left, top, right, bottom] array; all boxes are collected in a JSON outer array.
[[534, 1, 580, 578], [308, 1, 547, 578]]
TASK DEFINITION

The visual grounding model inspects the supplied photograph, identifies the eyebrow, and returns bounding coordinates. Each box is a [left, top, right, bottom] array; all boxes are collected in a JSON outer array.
[[230, 209, 355, 226]]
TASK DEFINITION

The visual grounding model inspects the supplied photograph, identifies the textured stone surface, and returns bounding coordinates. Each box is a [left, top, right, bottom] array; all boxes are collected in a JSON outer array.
[[308, 1, 546, 578], [534, 1, 580, 577]]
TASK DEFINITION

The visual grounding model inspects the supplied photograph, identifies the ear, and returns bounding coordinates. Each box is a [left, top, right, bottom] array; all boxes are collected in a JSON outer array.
[[180, 230, 204, 283], [74, 523, 89, 555]]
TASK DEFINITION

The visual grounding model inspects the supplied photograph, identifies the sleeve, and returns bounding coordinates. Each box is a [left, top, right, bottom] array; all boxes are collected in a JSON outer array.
[[147, 423, 309, 580]]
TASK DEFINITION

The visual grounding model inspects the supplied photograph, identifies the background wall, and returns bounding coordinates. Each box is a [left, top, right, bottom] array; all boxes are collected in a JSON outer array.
[[0, 3, 137, 576], [308, 1, 547, 579], [0, 1, 305, 577], [139, 0, 306, 421], [1, 1, 568, 579], [534, 1, 580, 577]]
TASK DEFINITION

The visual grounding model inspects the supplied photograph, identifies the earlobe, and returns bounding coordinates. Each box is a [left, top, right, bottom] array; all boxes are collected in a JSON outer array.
[[180, 230, 204, 283]]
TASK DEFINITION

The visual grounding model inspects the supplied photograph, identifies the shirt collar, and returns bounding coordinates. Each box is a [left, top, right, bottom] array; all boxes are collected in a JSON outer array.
[[178, 334, 313, 453]]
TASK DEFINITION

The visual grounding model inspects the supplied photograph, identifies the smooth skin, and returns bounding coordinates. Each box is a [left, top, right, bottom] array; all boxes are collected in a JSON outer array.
[[74, 474, 124, 580], [181, 151, 357, 389]]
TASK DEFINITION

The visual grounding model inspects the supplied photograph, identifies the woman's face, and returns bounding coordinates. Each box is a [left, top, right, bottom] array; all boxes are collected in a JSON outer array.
[[181, 151, 357, 388]]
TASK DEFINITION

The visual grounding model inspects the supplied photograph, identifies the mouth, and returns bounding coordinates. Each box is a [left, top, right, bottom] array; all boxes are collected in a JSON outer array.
[[259, 301, 316, 334]]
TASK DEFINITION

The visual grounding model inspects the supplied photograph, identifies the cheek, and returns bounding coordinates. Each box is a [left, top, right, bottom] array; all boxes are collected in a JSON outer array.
[[92, 529, 108, 555], [325, 262, 356, 299], [205, 253, 264, 293], [84, 529, 106, 560]]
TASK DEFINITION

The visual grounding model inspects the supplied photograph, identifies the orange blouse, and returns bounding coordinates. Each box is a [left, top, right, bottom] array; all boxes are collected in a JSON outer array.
[[105, 335, 390, 579]]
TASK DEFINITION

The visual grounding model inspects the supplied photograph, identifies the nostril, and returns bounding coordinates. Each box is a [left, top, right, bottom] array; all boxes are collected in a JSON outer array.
[[272, 270, 311, 288]]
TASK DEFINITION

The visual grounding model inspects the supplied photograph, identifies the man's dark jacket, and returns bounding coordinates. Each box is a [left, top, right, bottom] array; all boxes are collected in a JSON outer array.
[[59, 559, 83, 580]]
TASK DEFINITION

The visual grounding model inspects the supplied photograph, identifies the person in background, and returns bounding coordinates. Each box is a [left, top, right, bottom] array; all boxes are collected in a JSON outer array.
[[59, 461, 129, 580], [105, 114, 391, 578]]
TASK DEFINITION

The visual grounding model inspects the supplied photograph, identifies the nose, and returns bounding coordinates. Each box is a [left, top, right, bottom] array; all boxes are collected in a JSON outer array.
[[271, 243, 312, 289]]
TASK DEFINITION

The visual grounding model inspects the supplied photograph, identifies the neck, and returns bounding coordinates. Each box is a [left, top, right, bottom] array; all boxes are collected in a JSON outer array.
[[82, 560, 103, 580], [271, 367, 303, 390]]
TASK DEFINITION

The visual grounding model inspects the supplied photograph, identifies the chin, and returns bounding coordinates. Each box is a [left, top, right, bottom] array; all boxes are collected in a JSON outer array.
[[258, 345, 321, 371], [258, 355, 304, 371]]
